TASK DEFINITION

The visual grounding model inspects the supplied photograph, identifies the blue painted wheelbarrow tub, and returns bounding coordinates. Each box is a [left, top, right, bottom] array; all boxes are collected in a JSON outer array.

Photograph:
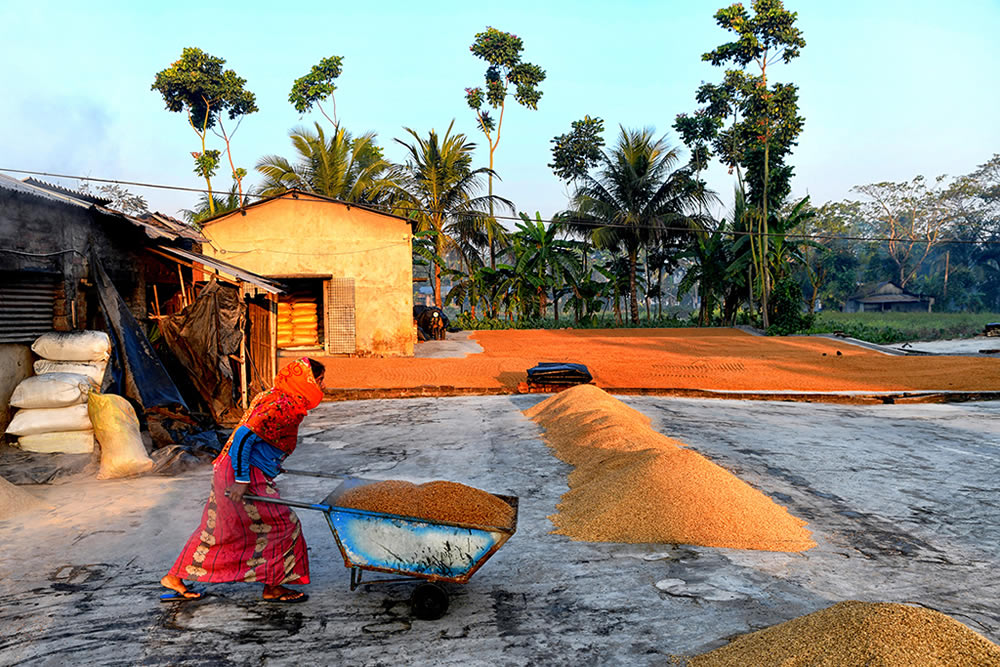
[[247, 477, 518, 587]]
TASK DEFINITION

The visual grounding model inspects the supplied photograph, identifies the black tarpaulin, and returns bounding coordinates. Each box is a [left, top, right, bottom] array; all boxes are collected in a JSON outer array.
[[158, 278, 246, 425], [92, 254, 187, 410], [526, 362, 593, 385]]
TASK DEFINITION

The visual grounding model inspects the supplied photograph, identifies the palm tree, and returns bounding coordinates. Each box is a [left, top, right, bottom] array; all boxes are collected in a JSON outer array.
[[387, 121, 513, 308], [180, 184, 247, 225], [570, 127, 709, 324], [512, 212, 582, 319], [255, 122, 392, 203]]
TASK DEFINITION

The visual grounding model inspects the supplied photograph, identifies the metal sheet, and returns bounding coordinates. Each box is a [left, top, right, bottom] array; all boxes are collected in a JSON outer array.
[[153, 245, 285, 294]]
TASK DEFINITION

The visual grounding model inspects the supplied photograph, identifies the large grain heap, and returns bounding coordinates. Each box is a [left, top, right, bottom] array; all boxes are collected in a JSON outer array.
[[524, 384, 815, 551], [689, 600, 1000, 666], [337, 480, 515, 529]]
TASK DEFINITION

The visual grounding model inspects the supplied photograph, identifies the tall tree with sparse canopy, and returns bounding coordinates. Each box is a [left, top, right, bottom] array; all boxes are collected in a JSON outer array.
[[289, 56, 344, 126], [701, 0, 805, 327], [465, 27, 545, 267], [152, 47, 257, 214]]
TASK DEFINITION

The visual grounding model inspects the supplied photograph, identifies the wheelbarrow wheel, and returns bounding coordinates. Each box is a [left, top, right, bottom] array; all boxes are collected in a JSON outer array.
[[411, 583, 449, 620]]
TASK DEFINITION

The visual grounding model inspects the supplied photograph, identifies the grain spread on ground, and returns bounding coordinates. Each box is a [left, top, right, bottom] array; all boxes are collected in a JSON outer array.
[[524, 384, 815, 551], [0, 475, 42, 520], [308, 328, 1000, 394], [689, 600, 1000, 666], [336, 480, 515, 529]]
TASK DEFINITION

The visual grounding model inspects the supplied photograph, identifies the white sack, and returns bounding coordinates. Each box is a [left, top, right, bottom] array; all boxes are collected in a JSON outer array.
[[18, 430, 95, 454], [33, 360, 107, 386], [5, 404, 92, 436], [9, 373, 93, 409], [32, 330, 111, 362]]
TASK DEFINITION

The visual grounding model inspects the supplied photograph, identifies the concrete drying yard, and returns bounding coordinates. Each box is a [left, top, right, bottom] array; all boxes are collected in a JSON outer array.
[[1, 395, 998, 665]]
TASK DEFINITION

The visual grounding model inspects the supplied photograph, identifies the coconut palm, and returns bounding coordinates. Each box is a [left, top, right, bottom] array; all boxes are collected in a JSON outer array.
[[180, 184, 248, 225], [512, 212, 581, 320], [570, 127, 710, 324], [386, 121, 513, 308], [255, 122, 392, 203]]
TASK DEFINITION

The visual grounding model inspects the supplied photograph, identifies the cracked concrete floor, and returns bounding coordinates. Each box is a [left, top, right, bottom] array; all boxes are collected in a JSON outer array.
[[0, 396, 998, 665]]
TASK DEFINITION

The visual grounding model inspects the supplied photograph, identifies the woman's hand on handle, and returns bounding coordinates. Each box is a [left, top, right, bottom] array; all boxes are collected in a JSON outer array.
[[225, 482, 250, 503]]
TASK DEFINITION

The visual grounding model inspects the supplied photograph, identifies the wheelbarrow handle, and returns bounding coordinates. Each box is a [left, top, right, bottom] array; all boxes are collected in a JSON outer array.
[[240, 493, 330, 513], [279, 467, 342, 480]]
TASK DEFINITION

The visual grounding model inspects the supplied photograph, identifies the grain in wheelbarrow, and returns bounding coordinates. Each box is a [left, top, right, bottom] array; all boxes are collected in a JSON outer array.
[[337, 480, 515, 529], [525, 384, 815, 552], [689, 600, 1000, 666]]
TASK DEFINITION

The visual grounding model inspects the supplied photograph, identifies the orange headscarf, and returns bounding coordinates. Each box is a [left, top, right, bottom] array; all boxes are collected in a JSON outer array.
[[224, 358, 323, 456]]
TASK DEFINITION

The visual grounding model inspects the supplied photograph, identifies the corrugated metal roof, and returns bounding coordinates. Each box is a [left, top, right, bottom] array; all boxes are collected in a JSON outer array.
[[0, 173, 93, 209], [24, 177, 112, 206], [153, 245, 286, 294]]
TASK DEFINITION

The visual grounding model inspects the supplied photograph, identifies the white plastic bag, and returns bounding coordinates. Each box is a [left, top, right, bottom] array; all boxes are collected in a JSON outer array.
[[33, 360, 107, 386], [9, 373, 92, 409], [5, 404, 92, 436], [32, 330, 111, 362], [18, 430, 95, 454], [88, 392, 153, 479]]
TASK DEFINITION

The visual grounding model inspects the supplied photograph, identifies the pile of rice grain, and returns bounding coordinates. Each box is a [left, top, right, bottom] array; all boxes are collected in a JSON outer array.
[[689, 600, 1000, 666], [0, 475, 42, 520], [336, 479, 515, 529], [525, 384, 815, 552]]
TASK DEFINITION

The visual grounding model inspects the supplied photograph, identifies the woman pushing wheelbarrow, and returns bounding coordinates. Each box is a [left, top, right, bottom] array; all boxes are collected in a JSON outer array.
[[160, 357, 326, 604]]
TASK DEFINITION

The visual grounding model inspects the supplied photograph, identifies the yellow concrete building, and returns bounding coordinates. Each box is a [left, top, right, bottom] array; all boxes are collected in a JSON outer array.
[[200, 191, 414, 358]]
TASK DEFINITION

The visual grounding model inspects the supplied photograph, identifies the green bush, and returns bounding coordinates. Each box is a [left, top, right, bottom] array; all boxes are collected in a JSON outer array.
[[766, 277, 814, 336], [806, 311, 1000, 344]]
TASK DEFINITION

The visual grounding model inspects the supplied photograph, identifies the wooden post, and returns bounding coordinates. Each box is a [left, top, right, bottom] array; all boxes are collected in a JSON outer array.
[[240, 334, 249, 410], [152, 285, 162, 318], [177, 266, 188, 308]]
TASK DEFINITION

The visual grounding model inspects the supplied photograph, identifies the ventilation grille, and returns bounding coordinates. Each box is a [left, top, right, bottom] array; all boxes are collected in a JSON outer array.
[[0, 273, 58, 343]]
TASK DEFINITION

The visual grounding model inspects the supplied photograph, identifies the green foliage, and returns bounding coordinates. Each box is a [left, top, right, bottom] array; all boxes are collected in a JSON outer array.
[[467, 28, 545, 111], [390, 121, 513, 307], [570, 127, 707, 324], [256, 122, 391, 203], [549, 116, 606, 183], [289, 56, 343, 114], [192, 149, 221, 181], [766, 275, 813, 335], [152, 46, 257, 211], [806, 311, 1000, 344], [151, 47, 258, 130]]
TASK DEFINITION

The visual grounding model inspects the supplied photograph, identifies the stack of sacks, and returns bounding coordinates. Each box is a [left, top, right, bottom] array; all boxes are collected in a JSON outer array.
[[5, 331, 111, 453], [276, 296, 319, 347]]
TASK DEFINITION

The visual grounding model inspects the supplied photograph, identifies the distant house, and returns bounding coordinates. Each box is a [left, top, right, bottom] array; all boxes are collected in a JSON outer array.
[[843, 282, 934, 313], [198, 190, 415, 358]]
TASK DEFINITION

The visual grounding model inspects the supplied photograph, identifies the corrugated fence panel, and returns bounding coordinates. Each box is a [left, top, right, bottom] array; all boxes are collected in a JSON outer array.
[[325, 278, 356, 355], [0, 274, 58, 343]]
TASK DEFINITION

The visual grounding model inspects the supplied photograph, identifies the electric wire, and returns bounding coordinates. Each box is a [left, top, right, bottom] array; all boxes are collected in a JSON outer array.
[[2, 166, 997, 247]]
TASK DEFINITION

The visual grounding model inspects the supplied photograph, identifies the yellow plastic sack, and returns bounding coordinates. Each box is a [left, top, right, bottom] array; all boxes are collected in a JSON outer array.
[[87, 392, 153, 479]]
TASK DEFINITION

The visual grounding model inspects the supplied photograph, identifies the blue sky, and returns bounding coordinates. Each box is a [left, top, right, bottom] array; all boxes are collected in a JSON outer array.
[[1, 0, 997, 222]]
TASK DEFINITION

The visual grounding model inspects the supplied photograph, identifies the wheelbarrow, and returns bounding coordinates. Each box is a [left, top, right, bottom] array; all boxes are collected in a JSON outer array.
[[245, 472, 518, 620]]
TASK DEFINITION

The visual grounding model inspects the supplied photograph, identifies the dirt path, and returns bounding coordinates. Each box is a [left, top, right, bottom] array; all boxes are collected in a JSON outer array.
[[306, 328, 1000, 394]]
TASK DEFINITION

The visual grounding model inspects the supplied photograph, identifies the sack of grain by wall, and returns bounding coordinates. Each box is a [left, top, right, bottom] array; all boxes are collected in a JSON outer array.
[[31, 330, 111, 362], [9, 373, 93, 409], [88, 392, 153, 479], [6, 404, 92, 437], [32, 360, 107, 387], [16, 431, 96, 455]]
